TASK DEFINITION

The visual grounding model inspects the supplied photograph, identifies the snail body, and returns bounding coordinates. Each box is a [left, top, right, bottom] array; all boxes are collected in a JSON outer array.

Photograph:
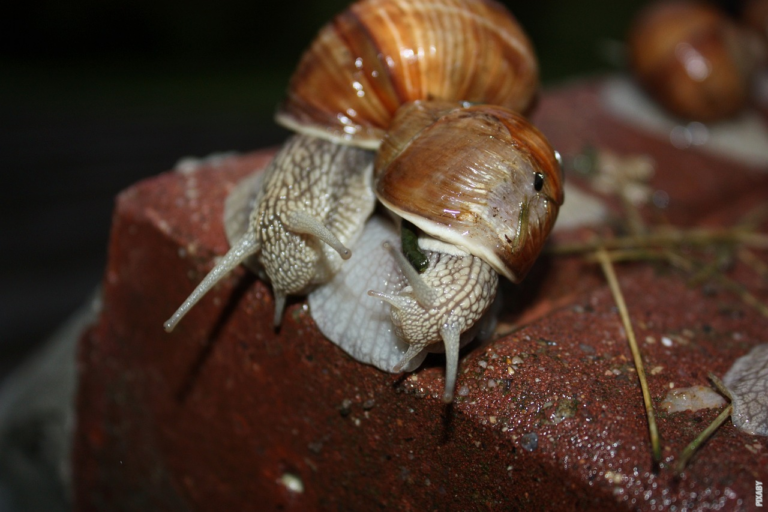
[[164, 0, 540, 331], [311, 101, 562, 402], [309, 215, 499, 402], [628, 0, 765, 121], [370, 235, 499, 402], [164, 135, 375, 331]]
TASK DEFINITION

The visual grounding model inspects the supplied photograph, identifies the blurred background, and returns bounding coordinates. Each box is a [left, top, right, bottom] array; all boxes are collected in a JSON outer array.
[[1, 0, 760, 510], [1, 0, 748, 384]]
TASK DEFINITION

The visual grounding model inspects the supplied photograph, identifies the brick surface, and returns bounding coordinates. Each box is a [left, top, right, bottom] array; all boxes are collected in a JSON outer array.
[[74, 80, 768, 511]]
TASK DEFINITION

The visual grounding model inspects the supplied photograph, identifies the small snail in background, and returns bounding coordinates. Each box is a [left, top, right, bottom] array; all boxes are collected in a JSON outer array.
[[743, 0, 768, 44], [628, 0, 766, 122], [164, 0, 557, 401], [311, 101, 563, 402]]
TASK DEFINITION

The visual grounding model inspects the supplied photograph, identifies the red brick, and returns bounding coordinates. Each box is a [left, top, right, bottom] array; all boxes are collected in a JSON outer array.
[[74, 82, 768, 511]]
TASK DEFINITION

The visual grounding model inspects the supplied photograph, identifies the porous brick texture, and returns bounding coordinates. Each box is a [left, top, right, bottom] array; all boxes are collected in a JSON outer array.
[[74, 80, 768, 511]]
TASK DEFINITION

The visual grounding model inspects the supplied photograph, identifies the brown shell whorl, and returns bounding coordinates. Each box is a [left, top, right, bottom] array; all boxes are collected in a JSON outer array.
[[628, 0, 763, 121], [743, 0, 768, 43], [276, 0, 539, 147], [374, 101, 562, 282]]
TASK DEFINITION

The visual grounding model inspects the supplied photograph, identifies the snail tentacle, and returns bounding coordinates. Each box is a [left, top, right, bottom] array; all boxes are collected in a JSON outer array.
[[367, 289, 408, 310], [282, 209, 352, 260], [512, 198, 530, 253], [382, 241, 437, 309], [164, 233, 261, 332], [273, 291, 288, 328], [440, 319, 461, 403], [392, 343, 427, 374]]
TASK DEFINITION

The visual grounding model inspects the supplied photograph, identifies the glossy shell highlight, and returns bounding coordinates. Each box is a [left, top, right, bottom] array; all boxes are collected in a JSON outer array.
[[276, 0, 539, 148], [374, 101, 563, 283]]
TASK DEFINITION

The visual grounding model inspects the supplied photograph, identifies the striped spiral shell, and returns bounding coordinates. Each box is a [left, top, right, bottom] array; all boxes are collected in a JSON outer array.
[[276, 0, 539, 148]]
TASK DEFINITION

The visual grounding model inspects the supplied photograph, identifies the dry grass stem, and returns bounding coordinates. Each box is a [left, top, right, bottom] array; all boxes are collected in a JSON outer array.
[[685, 248, 733, 287], [713, 274, 768, 318], [548, 229, 768, 255], [673, 373, 734, 475], [674, 405, 733, 475], [618, 183, 646, 236], [668, 250, 768, 318], [738, 248, 768, 280], [583, 249, 670, 263], [707, 372, 732, 400], [595, 247, 662, 467], [560, 156, 766, 476], [572, 240, 768, 318], [736, 202, 768, 230]]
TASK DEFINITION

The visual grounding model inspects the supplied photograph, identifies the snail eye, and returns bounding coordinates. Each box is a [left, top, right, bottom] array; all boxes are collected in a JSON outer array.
[[534, 172, 544, 192]]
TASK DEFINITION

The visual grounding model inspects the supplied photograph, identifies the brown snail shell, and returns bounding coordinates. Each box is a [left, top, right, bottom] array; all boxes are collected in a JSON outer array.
[[374, 100, 563, 283], [743, 0, 768, 44], [276, 0, 539, 148], [628, 0, 764, 122]]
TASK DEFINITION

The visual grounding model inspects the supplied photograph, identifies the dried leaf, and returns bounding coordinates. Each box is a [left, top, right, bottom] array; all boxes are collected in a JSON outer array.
[[723, 344, 768, 436]]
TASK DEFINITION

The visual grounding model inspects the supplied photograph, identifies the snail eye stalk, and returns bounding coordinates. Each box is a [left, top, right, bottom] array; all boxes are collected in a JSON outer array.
[[534, 172, 544, 192]]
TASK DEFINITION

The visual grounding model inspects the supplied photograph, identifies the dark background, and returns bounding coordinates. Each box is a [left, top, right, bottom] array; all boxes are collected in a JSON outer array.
[[0, 0, 743, 381]]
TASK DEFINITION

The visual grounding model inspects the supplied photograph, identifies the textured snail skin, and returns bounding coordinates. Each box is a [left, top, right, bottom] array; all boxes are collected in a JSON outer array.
[[628, 0, 763, 122], [164, 134, 375, 331], [309, 214, 498, 403], [248, 136, 374, 300], [276, 0, 539, 148], [375, 237, 499, 402], [374, 101, 563, 283]]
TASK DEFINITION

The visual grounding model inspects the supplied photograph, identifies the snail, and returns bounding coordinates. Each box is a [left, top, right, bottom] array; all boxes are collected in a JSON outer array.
[[164, 0, 539, 331], [310, 100, 564, 402], [165, 135, 374, 332], [164, 136, 376, 331], [743, 0, 768, 44], [627, 0, 766, 122], [162, 0, 556, 401]]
